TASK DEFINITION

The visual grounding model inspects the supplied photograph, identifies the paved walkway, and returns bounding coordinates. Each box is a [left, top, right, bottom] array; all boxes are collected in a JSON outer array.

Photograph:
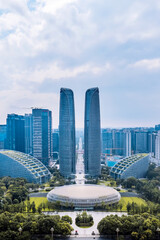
[[120, 192, 140, 197], [44, 211, 127, 236], [29, 192, 47, 197]]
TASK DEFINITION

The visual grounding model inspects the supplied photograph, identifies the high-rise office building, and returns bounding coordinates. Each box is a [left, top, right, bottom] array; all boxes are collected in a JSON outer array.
[[101, 129, 113, 154], [32, 109, 52, 166], [148, 131, 156, 156], [84, 87, 101, 177], [52, 130, 59, 153], [155, 131, 160, 160], [0, 125, 7, 149], [135, 131, 148, 153], [123, 130, 131, 157], [59, 88, 76, 177], [155, 124, 160, 131], [113, 130, 124, 155], [25, 114, 33, 155], [52, 130, 59, 159], [6, 114, 25, 152]]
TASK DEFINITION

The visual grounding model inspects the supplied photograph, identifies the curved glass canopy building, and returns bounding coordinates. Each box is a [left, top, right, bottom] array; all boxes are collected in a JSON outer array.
[[110, 153, 149, 179], [59, 88, 76, 177], [0, 150, 51, 183], [84, 88, 101, 177]]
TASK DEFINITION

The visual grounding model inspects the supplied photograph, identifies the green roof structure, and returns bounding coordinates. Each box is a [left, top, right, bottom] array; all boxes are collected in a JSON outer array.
[[0, 150, 51, 183], [110, 153, 149, 179]]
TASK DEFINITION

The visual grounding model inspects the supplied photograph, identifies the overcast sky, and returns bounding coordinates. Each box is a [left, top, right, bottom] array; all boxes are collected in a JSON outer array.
[[0, 0, 160, 129]]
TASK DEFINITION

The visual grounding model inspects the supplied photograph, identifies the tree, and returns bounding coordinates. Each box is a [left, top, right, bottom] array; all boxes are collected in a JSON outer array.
[[31, 202, 36, 213], [127, 203, 131, 214], [131, 231, 139, 240], [61, 215, 72, 224]]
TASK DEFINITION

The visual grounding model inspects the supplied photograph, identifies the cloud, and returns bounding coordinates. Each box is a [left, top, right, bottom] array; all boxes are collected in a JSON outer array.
[[129, 58, 160, 70], [0, 0, 160, 127]]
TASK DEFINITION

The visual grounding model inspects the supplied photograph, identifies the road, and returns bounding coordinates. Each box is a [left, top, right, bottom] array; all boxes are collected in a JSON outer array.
[[75, 137, 85, 185]]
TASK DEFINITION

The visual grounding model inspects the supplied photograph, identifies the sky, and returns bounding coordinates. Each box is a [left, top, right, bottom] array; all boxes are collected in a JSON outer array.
[[0, 0, 160, 129]]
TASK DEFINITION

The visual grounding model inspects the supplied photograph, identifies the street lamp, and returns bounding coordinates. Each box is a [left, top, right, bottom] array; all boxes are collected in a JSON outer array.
[[116, 228, 120, 240], [157, 227, 160, 240], [18, 227, 22, 235], [50, 227, 54, 240]]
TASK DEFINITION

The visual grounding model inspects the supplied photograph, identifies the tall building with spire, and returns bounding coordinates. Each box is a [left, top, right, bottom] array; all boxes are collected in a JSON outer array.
[[59, 88, 76, 177], [84, 87, 101, 177]]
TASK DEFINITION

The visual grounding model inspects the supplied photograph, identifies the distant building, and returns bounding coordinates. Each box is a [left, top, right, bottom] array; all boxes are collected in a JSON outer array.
[[0, 125, 7, 149], [102, 129, 113, 154], [135, 131, 148, 153], [148, 131, 156, 156], [24, 114, 33, 155], [52, 130, 59, 159], [52, 130, 59, 153], [155, 124, 160, 131], [59, 88, 76, 177], [0, 150, 51, 184], [6, 114, 25, 152], [32, 109, 52, 166], [155, 131, 160, 160], [110, 153, 149, 179], [84, 88, 101, 177], [123, 130, 131, 157], [113, 130, 124, 155], [102, 129, 131, 157]]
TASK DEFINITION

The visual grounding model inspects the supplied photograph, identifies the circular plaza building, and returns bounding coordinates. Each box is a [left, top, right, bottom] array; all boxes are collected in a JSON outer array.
[[47, 184, 121, 208]]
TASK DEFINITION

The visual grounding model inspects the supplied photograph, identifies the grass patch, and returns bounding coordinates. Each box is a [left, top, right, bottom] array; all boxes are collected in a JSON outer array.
[[98, 180, 116, 187], [119, 197, 147, 211], [120, 189, 127, 192], [26, 197, 49, 211]]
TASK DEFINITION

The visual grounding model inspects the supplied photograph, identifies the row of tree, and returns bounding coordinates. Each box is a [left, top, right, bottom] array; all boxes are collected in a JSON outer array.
[[97, 213, 160, 240], [0, 212, 73, 240]]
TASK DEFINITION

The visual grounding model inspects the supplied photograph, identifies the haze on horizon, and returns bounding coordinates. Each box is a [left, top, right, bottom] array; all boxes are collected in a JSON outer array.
[[0, 0, 160, 129]]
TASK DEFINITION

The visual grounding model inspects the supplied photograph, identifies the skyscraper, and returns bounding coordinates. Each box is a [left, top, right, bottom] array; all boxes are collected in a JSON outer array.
[[101, 129, 113, 154], [0, 125, 7, 150], [59, 88, 76, 177], [135, 131, 148, 153], [155, 131, 160, 161], [6, 114, 25, 152], [52, 129, 59, 159], [123, 130, 131, 157], [84, 87, 101, 177], [24, 114, 33, 155], [32, 109, 52, 166]]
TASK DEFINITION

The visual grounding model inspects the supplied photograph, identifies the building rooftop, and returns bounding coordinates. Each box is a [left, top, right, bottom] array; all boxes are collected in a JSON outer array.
[[48, 184, 119, 200]]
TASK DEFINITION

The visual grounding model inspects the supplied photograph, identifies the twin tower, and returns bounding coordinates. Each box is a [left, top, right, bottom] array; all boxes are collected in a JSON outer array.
[[59, 87, 101, 178]]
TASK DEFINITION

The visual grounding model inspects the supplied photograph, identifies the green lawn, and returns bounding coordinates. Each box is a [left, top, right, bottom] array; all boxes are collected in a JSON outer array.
[[119, 197, 147, 211], [119, 189, 127, 192], [26, 197, 49, 209], [98, 180, 117, 187], [26, 196, 147, 213]]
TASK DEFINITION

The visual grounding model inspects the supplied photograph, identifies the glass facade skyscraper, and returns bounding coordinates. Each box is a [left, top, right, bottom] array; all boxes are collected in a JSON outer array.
[[84, 88, 101, 177], [0, 125, 7, 150], [6, 114, 25, 153], [25, 114, 33, 155], [32, 109, 52, 166], [59, 88, 76, 177]]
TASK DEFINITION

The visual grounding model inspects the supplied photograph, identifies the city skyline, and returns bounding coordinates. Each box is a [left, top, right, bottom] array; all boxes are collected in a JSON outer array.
[[0, 1, 160, 128]]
